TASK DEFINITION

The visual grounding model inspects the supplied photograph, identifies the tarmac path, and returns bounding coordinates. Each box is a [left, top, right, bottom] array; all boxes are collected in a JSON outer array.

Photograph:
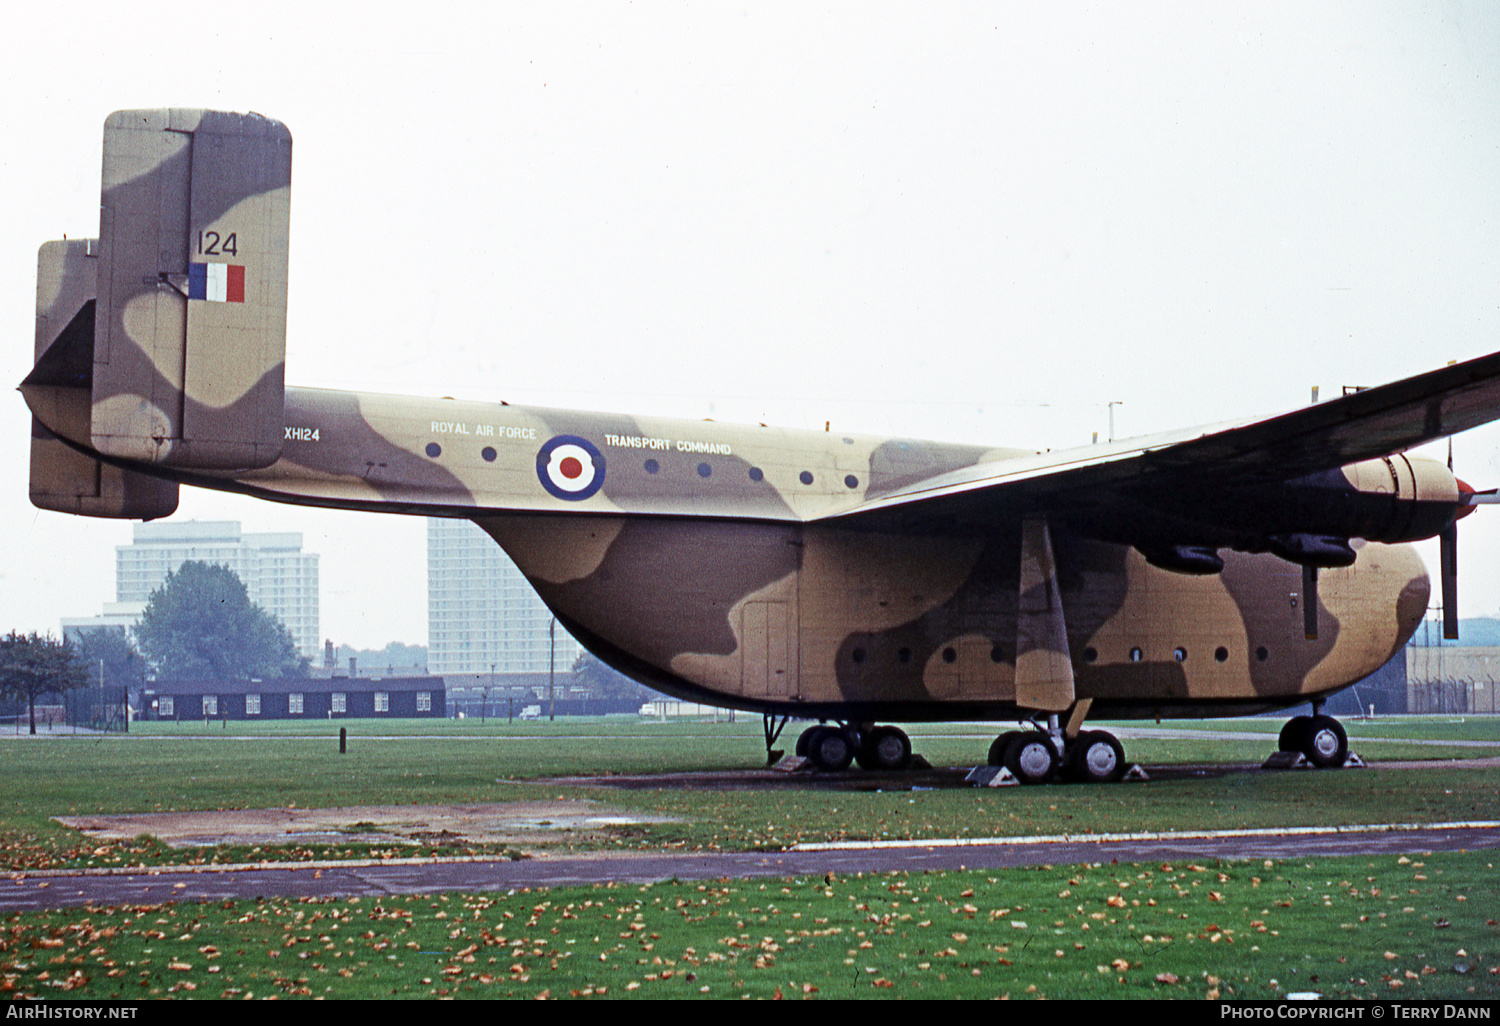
[[5, 821, 1497, 913], [2, 729, 1495, 914]]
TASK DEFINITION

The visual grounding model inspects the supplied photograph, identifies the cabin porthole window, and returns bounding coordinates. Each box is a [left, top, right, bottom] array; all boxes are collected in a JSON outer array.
[[1256, 646, 1269, 662], [644, 459, 660, 474], [1083, 647, 1098, 663], [799, 471, 815, 485], [941, 646, 957, 664], [481, 446, 496, 462], [748, 467, 764, 482], [1214, 646, 1229, 663], [1173, 647, 1188, 662], [1129, 647, 1143, 663], [697, 462, 712, 478], [425, 443, 441, 458]]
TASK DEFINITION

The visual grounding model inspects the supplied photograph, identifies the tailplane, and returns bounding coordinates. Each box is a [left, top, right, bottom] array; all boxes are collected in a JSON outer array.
[[24, 109, 292, 518]]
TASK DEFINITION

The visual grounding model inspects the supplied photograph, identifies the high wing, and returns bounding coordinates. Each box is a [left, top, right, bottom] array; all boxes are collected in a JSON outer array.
[[821, 349, 1500, 533]]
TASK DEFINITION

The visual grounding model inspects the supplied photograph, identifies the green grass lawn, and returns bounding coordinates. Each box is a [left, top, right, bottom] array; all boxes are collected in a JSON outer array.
[[0, 716, 1495, 871], [3, 852, 1495, 1000], [1, 715, 1496, 1000]]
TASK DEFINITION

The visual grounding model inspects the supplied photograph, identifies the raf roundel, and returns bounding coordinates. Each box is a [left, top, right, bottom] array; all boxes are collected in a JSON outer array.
[[536, 435, 606, 501]]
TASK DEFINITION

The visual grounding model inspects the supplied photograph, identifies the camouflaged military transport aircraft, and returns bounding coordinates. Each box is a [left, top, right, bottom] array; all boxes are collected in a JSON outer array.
[[23, 110, 1500, 784]]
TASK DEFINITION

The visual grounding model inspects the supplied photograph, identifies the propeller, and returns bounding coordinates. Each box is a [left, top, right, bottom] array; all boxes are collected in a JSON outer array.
[[1440, 519, 1458, 640], [1442, 438, 1500, 639]]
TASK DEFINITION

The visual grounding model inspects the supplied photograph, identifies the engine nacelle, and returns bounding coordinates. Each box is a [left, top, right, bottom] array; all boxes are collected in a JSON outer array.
[[1333, 453, 1461, 542], [1119, 452, 1465, 573]]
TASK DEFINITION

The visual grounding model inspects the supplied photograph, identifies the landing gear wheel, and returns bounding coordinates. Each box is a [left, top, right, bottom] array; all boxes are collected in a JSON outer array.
[[1068, 730, 1126, 783], [1003, 730, 1058, 785], [856, 726, 912, 771], [807, 726, 855, 771], [1278, 715, 1312, 752], [988, 730, 1023, 767], [1302, 715, 1347, 768], [795, 725, 822, 757]]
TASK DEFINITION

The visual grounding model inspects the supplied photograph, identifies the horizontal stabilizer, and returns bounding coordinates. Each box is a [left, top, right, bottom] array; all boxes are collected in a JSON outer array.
[[30, 420, 178, 519], [27, 238, 178, 518]]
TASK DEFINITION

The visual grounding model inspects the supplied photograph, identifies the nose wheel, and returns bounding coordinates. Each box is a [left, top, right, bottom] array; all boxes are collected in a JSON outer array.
[[1279, 713, 1348, 768]]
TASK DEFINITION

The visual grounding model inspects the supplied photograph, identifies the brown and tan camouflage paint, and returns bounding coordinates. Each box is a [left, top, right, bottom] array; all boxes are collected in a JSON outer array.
[[26, 360, 1434, 720], [28, 239, 178, 518], [92, 109, 290, 471], [21, 107, 1449, 726]]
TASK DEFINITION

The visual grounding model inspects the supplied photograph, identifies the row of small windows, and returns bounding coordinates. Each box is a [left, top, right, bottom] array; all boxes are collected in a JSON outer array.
[[422, 443, 860, 490], [846, 644, 1273, 667], [1093, 645, 1269, 664], [155, 693, 431, 717]]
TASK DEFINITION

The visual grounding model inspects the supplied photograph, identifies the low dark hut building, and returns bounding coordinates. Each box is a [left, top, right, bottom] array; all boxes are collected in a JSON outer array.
[[139, 676, 445, 721]]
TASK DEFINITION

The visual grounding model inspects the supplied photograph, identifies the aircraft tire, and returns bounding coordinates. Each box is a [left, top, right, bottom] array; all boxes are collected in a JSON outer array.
[[988, 731, 1023, 767], [808, 726, 855, 772], [795, 725, 822, 757], [1068, 730, 1126, 784], [856, 726, 912, 771], [1302, 715, 1348, 768], [1003, 731, 1058, 785], [1278, 716, 1312, 753]]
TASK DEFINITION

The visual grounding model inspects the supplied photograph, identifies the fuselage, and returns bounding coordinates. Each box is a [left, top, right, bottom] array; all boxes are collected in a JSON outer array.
[[27, 383, 1429, 720], [228, 386, 1024, 522]]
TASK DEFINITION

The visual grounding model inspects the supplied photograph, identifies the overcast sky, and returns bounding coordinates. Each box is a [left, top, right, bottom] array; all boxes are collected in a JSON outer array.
[[4, 2, 1500, 649]]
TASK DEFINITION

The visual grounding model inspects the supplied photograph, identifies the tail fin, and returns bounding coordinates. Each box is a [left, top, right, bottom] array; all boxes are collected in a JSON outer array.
[[90, 108, 291, 470]]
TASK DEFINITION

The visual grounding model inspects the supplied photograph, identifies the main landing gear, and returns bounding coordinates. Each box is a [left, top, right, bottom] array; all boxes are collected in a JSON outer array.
[[793, 722, 914, 772], [777, 716, 1128, 782], [1276, 708, 1349, 768], [986, 721, 1128, 785]]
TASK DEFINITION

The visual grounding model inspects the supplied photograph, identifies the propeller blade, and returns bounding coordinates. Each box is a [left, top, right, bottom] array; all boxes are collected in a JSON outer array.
[[1441, 522, 1459, 640]]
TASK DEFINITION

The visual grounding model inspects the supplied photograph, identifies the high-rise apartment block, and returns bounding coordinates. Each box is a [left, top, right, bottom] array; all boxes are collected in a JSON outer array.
[[427, 518, 584, 674], [116, 521, 320, 657]]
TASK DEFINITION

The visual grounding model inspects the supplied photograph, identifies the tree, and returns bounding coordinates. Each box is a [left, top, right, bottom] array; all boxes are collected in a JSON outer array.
[[331, 641, 427, 674], [133, 562, 309, 682], [571, 651, 652, 702], [0, 632, 89, 734], [73, 628, 146, 690]]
